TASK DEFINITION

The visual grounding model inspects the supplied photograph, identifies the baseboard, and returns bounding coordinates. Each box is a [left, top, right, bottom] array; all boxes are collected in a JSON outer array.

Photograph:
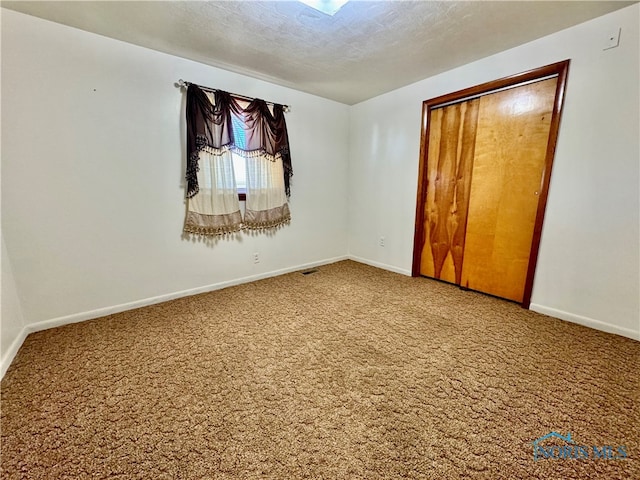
[[348, 257, 640, 341], [27, 255, 350, 335], [529, 303, 640, 341], [1, 327, 29, 379], [7, 258, 633, 379], [347, 255, 411, 276], [1, 255, 349, 379]]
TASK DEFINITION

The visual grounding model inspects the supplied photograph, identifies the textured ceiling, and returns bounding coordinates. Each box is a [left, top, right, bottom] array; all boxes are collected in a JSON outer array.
[[1, 1, 635, 104]]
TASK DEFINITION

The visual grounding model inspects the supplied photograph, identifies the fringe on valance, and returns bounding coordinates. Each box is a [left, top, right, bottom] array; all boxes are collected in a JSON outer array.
[[198, 143, 284, 162]]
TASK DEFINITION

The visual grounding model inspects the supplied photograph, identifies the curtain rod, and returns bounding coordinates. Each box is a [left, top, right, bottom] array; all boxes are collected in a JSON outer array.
[[176, 79, 291, 113]]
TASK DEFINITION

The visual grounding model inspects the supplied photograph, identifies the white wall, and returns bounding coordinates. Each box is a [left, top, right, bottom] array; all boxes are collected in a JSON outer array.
[[349, 4, 640, 340], [1, 9, 349, 343]]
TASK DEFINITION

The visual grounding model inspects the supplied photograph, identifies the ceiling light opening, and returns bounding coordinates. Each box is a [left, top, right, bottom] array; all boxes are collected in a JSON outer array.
[[299, 0, 350, 16]]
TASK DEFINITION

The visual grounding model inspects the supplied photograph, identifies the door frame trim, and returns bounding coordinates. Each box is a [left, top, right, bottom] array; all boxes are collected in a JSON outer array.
[[411, 60, 571, 308]]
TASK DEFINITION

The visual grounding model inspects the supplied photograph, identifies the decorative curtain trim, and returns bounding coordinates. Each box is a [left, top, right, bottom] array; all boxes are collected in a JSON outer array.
[[197, 142, 285, 162], [186, 84, 293, 199], [184, 206, 290, 236], [244, 204, 291, 230], [184, 210, 243, 236]]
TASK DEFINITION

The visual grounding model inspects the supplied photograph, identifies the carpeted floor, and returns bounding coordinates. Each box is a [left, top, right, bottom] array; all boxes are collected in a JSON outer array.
[[1, 260, 638, 479]]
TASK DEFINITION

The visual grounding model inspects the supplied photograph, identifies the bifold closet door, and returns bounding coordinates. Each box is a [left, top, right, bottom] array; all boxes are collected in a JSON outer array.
[[419, 99, 480, 285], [419, 77, 558, 303]]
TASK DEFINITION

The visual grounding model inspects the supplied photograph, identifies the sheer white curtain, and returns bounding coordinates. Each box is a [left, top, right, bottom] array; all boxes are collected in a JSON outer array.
[[183, 149, 242, 235], [244, 153, 291, 229]]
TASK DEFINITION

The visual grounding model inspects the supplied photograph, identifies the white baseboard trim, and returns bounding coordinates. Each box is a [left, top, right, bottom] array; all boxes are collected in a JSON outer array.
[[529, 303, 639, 341], [27, 255, 350, 334], [1, 327, 29, 379], [1, 255, 349, 379], [347, 255, 411, 276], [8, 257, 634, 378]]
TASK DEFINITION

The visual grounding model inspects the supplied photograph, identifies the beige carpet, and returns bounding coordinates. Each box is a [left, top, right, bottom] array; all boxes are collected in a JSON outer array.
[[1, 260, 638, 479]]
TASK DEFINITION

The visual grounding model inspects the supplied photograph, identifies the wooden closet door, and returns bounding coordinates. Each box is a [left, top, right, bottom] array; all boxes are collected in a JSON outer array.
[[419, 99, 480, 284], [460, 77, 558, 301], [413, 61, 569, 306]]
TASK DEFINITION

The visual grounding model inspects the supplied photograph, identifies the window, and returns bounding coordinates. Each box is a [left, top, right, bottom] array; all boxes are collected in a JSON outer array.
[[232, 154, 247, 198], [184, 84, 293, 236], [231, 114, 247, 200]]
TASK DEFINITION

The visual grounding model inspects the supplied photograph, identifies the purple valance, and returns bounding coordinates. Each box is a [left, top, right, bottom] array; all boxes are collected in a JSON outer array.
[[186, 84, 292, 198]]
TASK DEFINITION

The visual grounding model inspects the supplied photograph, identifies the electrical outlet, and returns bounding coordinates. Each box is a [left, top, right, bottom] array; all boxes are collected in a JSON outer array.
[[379, 236, 385, 247], [253, 252, 260, 264]]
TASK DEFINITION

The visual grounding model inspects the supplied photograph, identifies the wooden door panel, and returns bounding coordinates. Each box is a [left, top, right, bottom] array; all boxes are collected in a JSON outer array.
[[460, 78, 558, 301], [420, 99, 480, 284]]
